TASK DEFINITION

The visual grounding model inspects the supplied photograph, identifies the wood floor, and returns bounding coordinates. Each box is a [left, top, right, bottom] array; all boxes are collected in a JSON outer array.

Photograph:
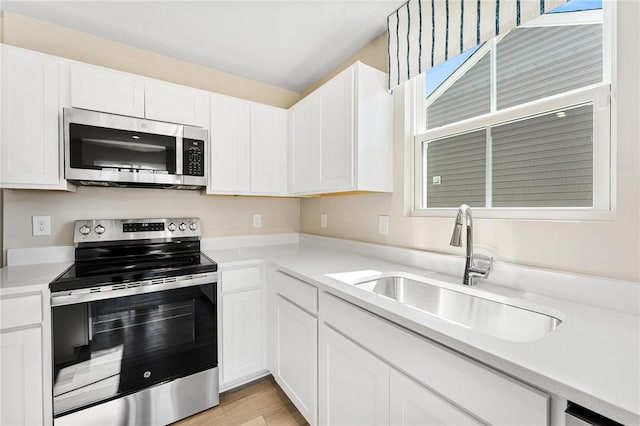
[[174, 375, 308, 426]]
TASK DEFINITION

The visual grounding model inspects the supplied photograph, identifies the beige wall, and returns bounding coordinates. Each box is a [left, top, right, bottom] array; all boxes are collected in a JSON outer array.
[[301, 33, 387, 98], [3, 187, 300, 252], [1, 12, 300, 108], [300, 1, 640, 282]]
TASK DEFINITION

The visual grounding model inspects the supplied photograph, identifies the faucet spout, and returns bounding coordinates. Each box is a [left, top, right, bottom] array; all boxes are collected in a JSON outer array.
[[449, 204, 492, 286]]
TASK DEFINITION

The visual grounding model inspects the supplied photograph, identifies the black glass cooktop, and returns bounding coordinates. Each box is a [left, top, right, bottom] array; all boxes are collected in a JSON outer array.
[[50, 239, 217, 293]]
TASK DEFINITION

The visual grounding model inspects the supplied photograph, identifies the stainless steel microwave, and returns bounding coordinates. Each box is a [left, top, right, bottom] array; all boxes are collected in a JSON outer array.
[[64, 108, 208, 189]]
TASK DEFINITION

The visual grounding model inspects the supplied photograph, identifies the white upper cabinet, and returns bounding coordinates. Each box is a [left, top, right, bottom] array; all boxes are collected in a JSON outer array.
[[290, 61, 393, 195], [317, 66, 355, 191], [208, 93, 251, 194], [71, 62, 210, 127], [1, 45, 68, 190], [208, 96, 288, 196], [144, 81, 210, 127], [69, 62, 145, 117], [289, 95, 321, 193], [250, 103, 288, 195]]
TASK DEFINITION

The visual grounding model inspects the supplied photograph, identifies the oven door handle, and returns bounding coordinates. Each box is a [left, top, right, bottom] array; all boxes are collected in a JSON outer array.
[[51, 272, 217, 307]]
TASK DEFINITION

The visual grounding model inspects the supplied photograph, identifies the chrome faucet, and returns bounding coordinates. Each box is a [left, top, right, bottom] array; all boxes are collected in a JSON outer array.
[[449, 204, 493, 286]]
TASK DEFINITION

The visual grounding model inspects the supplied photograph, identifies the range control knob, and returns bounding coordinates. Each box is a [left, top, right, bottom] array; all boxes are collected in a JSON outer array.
[[79, 225, 91, 236], [168, 222, 177, 232], [189, 222, 198, 231], [94, 225, 106, 235], [179, 223, 187, 232]]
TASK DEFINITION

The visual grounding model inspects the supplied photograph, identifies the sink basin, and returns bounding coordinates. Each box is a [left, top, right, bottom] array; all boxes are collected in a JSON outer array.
[[354, 274, 562, 342]]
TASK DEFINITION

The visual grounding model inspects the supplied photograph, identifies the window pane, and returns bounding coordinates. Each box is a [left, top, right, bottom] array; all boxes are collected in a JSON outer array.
[[426, 130, 486, 208], [491, 105, 594, 207], [426, 52, 491, 129], [496, 24, 602, 109]]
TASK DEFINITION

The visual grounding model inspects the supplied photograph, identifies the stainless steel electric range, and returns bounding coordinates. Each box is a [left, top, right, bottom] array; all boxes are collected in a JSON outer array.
[[49, 218, 219, 426]]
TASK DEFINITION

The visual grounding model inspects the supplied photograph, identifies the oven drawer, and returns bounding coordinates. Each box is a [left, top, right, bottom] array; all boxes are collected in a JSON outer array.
[[0, 294, 42, 330]]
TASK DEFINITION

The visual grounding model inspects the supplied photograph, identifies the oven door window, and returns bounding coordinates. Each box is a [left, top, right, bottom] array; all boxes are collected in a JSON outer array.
[[52, 284, 217, 417], [68, 123, 177, 173]]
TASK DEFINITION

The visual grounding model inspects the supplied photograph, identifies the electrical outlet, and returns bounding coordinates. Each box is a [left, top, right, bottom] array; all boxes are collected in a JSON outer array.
[[32, 216, 51, 236], [378, 215, 389, 235], [320, 213, 328, 229], [252, 214, 262, 228]]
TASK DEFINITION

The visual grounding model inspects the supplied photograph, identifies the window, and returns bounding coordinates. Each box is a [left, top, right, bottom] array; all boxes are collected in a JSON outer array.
[[413, 1, 612, 219]]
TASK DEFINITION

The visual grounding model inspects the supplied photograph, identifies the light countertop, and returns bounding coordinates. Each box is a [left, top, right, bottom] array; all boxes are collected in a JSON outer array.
[[204, 244, 640, 425], [1, 241, 637, 424], [0, 261, 72, 296]]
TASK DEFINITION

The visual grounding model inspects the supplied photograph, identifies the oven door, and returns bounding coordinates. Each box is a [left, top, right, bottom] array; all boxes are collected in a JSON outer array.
[[51, 282, 217, 418]]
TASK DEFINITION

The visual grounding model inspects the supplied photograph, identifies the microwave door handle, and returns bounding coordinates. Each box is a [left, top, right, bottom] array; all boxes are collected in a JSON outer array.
[[176, 134, 183, 175]]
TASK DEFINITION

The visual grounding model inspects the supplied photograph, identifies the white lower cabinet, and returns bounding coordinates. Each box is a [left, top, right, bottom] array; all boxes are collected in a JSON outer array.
[[0, 292, 51, 426], [316, 291, 550, 426], [274, 295, 317, 425], [222, 289, 265, 384], [0, 327, 44, 426], [220, 266, 266, 388], [319, 325, 389, 426], [319, 326, 482, 426], [390, 369, 482, 426]]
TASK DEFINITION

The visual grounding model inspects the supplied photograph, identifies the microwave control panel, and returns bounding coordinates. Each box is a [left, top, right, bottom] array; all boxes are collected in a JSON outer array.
[[183, 139, 205, 177]]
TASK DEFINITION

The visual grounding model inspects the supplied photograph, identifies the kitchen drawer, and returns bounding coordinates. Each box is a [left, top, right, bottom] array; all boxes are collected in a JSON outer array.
[[221, 266, 261, 293], [0, 294, 42, 330], [275, 271, 318, 314], [320, 292, 549, 426]]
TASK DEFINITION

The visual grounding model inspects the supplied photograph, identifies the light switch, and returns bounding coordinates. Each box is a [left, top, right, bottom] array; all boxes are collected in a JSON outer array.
[[320, 213, 328, 229], [378, 215, 389, 235]]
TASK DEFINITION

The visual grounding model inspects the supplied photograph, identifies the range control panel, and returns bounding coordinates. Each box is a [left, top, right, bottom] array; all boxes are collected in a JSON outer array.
[[123, 222, 165, 233], [74, 218, 201, 245]]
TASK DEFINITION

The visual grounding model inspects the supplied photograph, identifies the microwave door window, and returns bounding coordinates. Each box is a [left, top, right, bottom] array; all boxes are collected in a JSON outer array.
[[69, 124, 177, 173]]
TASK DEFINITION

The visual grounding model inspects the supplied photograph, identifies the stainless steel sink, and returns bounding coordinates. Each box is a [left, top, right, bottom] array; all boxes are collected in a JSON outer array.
[[354, 274, 561, 342]]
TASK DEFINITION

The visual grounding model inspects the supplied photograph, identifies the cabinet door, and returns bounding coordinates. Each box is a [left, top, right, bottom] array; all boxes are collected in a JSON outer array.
[[275, 296, 317, 425], [70, 62, 145, 117], [289, 95, 321, 194], [145, 81, 209, 127], [1, 46, 61, 187], [250, 103, 287, 195], [317, 67, 355, 192], [390, 369, 482, 426], [0, 327, 43, 426], [222, 289, 265, 384], [208, 94, 251, 194], [319, 325, 389, 426]]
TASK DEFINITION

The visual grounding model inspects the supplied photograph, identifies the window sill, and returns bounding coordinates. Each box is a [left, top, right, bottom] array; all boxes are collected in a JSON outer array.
[[410, 208, 616, 222]]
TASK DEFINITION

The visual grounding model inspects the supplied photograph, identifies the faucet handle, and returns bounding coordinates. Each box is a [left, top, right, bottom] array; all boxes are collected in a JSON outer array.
[[469, 255, 493, 279]]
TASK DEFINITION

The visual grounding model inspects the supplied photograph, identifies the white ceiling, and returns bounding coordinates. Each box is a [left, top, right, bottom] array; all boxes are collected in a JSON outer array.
[[2, 1, 405, 92]]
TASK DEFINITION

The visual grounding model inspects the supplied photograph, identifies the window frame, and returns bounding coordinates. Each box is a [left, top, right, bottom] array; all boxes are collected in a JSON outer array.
[[410, 2, 616, 221]]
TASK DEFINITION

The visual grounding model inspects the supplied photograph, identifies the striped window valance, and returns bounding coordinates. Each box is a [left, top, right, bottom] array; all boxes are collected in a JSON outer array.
[[387, 0, 568, 89]]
